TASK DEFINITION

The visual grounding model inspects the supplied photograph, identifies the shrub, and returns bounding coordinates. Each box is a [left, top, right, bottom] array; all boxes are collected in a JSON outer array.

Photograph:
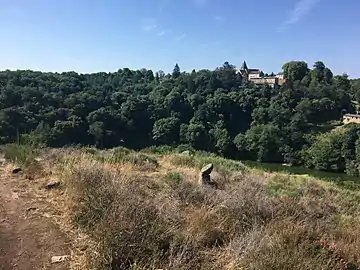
[[64, 159, 179, 269], [175, 144, 194, 154], [141, 145, 174, 154], [126, 153, 159, 167], [20, 132, 47, 148], [112, 146, 132, 160], [108, 148, 159, 170], [2, 143, 39, 167], [66, 161, 117, 228], [169, 155, 197, 168], [266, 174, 304, 197], [165, 171, 183, 186], [83, 147, 98, 155], [215, 221, 344, 270], [345, 160, 359, 177]]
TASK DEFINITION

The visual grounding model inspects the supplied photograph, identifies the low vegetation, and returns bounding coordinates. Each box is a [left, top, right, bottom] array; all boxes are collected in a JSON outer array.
[[1, 143, 39, 167], [109, 148, 159, 170], [38, 147, 360, 269]]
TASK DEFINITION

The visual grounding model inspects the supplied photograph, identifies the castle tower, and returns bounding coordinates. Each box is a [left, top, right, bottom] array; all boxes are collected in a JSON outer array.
[[240, 61, 248, 72], [239, 61, 249, 82]]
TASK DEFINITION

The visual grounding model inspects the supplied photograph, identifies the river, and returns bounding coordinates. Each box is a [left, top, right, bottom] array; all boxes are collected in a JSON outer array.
[[243, 160, 360, 189]]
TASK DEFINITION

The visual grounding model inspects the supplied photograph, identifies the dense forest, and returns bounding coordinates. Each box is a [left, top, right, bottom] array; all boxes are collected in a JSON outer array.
[[1, 60, 360, 175]]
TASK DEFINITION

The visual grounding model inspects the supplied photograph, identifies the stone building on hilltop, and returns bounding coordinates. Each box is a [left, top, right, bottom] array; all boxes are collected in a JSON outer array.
[[237, 61, 286, 88], [343, 114, 360, 124]]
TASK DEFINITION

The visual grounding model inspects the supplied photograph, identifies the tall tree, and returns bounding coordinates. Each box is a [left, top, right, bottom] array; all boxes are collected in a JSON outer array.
[[282, 61, 309, 82], [172, 64, 181, 78]]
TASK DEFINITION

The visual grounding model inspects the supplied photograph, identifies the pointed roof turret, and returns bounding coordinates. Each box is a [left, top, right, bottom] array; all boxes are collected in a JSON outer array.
[[240, 61, 248, 70]]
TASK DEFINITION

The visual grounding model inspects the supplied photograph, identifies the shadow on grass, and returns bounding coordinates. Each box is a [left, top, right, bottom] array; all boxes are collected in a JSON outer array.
[[243, 160, 360, 191]]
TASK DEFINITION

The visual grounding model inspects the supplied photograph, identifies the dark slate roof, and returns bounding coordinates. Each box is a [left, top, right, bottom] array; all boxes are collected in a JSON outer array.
[[248, 69, 260, 73]]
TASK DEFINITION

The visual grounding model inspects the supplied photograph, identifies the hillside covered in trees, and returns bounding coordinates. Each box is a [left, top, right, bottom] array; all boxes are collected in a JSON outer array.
[[1, 60, 360, 174]]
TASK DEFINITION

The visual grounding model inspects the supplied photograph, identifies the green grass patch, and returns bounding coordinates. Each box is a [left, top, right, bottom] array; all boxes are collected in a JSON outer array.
[[112, 146, 132, 159], [99, 147, 160, 170], [125, 153, 159, 167], [244, 160, 360, 191], [170, 152, 247, 176], [141, 145, 174, 155], [141, 144, 195, 155], [1, 143, 39, 167], [83, 147, 98, 155], [169, 155, 197, 168], [266, 174, 305, 197], [164, 171, 183, 186]]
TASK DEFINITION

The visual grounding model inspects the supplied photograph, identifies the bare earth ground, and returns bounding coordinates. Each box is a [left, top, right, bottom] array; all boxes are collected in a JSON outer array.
[[0, 162, 70, 270]]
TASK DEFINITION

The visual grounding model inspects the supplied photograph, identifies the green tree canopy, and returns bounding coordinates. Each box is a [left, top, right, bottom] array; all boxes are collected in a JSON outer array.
[[0, 60, 356, 174]]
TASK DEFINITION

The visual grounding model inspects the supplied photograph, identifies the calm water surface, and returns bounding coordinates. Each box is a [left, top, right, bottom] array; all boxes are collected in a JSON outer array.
[[243, 160, 360, 189]]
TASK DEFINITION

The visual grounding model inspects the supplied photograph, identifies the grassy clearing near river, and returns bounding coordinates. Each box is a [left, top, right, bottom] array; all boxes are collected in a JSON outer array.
[[2, 144, 360, 269]]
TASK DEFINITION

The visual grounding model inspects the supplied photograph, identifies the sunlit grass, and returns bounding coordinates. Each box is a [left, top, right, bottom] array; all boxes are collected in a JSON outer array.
[[30, 146, 360, 269]]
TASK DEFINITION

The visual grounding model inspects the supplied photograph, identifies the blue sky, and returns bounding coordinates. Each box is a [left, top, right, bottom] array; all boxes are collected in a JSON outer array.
[[0, 0, 359, 77]]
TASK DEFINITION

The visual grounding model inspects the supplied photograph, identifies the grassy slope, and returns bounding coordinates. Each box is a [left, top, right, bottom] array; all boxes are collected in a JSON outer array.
[[3, 145, 360, 269]]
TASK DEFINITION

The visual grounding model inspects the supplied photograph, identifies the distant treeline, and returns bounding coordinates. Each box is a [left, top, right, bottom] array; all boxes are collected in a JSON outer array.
[[1, 60, 360, 174]]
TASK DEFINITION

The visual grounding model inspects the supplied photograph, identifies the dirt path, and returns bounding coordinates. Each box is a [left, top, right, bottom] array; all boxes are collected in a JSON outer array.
[[0, 163, 70, 270]]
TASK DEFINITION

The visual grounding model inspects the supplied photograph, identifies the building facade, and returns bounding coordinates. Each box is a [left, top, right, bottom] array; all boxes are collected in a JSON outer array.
[[237, 61, 286, 88], [343, 114, 360, 124]]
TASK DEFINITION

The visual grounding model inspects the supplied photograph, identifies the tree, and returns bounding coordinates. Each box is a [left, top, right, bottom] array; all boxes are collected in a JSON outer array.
[[152, 116, 180, 145], [351, 78, 360, 100], [156, 70, 165, 79], [324, 68, 333, 83], [172, 64, 181, 78], [210, 120, 231, 155], [243, 124, 283, 162], [334, 74, 351, 91], [307, 131, 345, 172], [88, 121, 105, 148], [310, 61, 331, 83], [313, 61, 325, 71], [145, 70, 154, 82], [155, 72, 160, 83], [233, 133, 246, 158], [181, 119, 209, 150], [282, 61, 309, 82]]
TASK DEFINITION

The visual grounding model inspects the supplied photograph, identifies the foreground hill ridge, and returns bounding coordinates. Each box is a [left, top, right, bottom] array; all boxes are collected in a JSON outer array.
[[1, 145, 360, 269]]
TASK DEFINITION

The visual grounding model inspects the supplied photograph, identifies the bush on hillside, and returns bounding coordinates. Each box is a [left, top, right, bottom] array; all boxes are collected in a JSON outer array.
[[141, 144, 195, 155], [106, 148, 159, 170], [164, 171, 183, 186], [141, 145, 174, 154], [2, 143, 39, 167]]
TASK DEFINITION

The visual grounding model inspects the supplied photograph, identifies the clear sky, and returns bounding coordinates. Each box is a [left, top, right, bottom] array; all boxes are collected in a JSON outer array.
[[0, 0, 359, 77]]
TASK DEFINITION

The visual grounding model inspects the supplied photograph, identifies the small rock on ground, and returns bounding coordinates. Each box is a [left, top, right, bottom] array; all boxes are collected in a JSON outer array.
[[201, 163, 213, 175], [51, 255, 70, 264], [45, 181, 61, 190], [12, 168, 22, 174], [181, 150, 191, 156]]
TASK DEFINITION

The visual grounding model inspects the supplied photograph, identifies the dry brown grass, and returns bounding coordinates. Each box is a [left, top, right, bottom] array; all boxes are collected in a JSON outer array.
[[21, 147, 360, 270]]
